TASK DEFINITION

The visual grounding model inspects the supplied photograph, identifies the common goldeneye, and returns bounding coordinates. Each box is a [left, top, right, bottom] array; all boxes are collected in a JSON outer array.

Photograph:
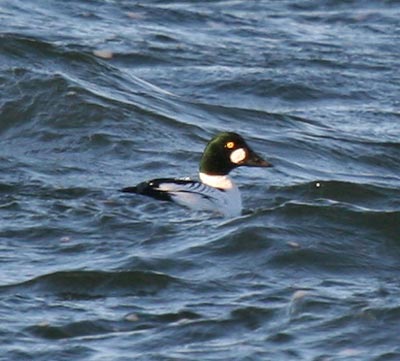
[[121, 132, 272, 217]]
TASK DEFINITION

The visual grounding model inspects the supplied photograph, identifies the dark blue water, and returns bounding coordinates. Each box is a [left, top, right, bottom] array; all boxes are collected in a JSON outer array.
[[1, 1, 400, 360]]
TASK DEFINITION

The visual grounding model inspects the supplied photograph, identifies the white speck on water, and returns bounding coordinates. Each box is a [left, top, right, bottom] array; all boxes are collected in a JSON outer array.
[[93, 49, 113, 59], [125, 313, 139, 322]]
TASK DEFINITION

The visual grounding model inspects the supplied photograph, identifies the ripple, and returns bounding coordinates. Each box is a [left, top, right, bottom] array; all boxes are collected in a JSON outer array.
[[1, 270, 182, 298], [1, 0, 400, 359]]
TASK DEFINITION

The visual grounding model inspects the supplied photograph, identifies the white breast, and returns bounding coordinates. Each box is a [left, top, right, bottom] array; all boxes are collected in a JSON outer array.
[[196, 173, 242, 217]]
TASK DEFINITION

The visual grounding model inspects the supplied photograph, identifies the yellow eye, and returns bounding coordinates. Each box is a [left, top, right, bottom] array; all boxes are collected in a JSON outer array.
[[226, 141, 235, 149]]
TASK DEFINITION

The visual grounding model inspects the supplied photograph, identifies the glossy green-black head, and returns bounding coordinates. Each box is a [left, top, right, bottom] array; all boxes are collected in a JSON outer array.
[[199, 132, 272, 175]]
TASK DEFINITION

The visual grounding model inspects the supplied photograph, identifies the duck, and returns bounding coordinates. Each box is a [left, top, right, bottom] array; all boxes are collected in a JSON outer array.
[[121, 132, 272, 217]]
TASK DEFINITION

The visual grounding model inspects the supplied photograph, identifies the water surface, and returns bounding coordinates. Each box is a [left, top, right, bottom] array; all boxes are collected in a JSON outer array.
[[1, 1, 400, 360]]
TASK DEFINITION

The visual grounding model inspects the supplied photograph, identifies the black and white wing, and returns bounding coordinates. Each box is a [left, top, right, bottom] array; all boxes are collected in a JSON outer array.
[[121, 178, 224, 208]]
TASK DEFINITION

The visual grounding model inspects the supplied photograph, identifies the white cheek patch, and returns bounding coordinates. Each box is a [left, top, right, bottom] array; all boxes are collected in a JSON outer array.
[[230, 148, 247, 164]]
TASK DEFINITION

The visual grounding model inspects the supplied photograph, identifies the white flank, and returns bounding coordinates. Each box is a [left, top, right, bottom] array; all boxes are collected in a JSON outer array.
[[153, 174, 243, 217]]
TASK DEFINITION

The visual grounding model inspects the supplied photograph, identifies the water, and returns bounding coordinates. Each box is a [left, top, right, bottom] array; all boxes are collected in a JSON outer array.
[[1, 0, 400, 360]]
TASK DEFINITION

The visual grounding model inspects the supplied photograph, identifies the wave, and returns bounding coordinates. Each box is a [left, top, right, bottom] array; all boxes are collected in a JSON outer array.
[[0, 269, 181, 298]]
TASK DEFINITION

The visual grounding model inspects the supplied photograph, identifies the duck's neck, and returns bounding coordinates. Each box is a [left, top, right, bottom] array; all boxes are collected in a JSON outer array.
[[199, 172, 236, 190]]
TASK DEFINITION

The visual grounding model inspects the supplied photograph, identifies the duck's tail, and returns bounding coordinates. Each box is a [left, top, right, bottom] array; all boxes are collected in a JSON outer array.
[[120, 186, 138, 193]]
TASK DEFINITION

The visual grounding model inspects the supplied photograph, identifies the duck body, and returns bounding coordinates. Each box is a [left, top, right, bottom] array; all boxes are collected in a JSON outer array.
[[121, 132, 272, 217], [122, 173, 241, 217]]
